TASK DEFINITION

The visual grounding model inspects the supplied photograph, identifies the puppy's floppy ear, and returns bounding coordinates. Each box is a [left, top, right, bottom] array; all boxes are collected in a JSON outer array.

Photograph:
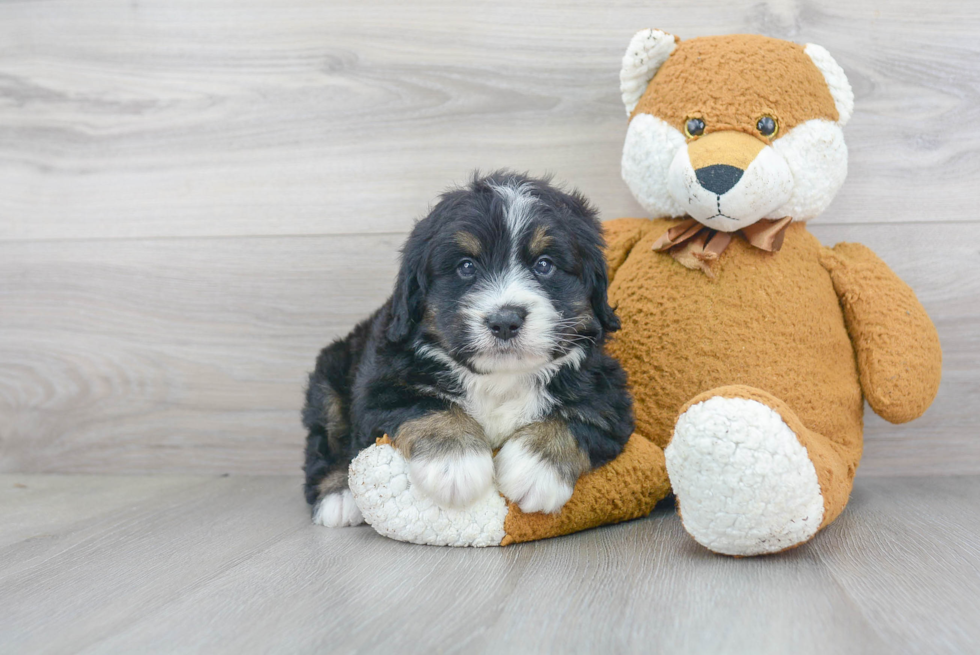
[[386, 231, 430, 343], [564, 190, 621, 334], [585, 246, 620, 334]]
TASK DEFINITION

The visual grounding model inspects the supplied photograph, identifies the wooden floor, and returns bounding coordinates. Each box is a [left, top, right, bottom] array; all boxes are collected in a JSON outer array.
[[2, 473, 978, 654]]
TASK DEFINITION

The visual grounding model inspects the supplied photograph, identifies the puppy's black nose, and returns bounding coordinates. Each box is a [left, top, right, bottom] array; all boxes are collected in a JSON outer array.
[[486, 306, 526, 341], [696, 164, 744, 195]]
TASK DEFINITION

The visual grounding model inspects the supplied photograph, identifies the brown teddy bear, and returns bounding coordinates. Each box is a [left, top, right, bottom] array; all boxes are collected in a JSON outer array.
[[347, 32, 942, 554]]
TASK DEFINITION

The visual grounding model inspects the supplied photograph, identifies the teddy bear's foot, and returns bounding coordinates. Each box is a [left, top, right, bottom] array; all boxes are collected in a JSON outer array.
[[348, 434, 670, 547], [666, 393, 826, 556], [348, 438, 509, 547]]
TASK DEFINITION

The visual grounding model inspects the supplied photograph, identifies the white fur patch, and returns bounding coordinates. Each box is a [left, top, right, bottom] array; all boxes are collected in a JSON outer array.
[[349, 442, 507, 547], [665, 396, 825, 556], [495, 437, 575, 514], [621, 113, 687, 219], [768, 119, 848, 222], [623, 114, 847, 226], [461, 265, 561, 371], [804, 44, 854, 126], [408, 448, 495, 509], [417, 344, 585, 447], [312, 489, 364, 528], [667, 144, 793, 232], [620, 29, 677, 115], [491, 180, 537, 237]]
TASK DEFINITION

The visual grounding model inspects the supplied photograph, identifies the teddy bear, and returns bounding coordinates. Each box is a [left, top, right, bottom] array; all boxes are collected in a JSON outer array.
[[346, 31, 942, 554]]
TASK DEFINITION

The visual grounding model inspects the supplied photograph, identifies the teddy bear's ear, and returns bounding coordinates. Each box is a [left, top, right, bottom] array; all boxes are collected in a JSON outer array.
[[803, 43, 855, 126], [619, 29, 679, 117]]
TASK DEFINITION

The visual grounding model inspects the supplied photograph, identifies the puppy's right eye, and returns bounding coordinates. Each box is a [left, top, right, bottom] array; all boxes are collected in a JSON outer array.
[[457, 259, 477, 279]]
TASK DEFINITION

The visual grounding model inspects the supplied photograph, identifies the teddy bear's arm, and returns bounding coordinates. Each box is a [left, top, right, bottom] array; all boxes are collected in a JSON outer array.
[[602, 218, 658, 280], [819, 242, 942, 424]]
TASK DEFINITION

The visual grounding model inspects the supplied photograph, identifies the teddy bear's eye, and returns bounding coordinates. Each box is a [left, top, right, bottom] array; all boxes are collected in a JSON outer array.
[[684, 117, 705, 138], [757, 116, 778, 137]]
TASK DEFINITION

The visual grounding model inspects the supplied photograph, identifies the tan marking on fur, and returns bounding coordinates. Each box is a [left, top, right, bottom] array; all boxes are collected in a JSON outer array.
[[631, 34, 839, 138], [395, 407, 489, 460], [513, 419, 590, 482], [324, 390, 348, 455], [422, 305, 456, 353], [454, 231, 482, 257], [325, 393, 345, 433], [687, 130, 766, 171], [529, 226, 553, 256], [316, 469, 348, 496]]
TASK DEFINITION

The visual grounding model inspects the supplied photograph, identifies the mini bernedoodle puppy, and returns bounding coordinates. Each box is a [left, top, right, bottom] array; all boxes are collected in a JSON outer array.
[[302, 172, 635, 527]]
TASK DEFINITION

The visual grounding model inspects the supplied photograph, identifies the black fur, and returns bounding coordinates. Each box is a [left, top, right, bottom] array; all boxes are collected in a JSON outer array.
[[302, 171, 635, 512]]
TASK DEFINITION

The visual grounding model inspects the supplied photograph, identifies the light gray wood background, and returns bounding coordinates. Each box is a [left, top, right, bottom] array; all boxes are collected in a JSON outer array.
[[1, 0, 978, 476]]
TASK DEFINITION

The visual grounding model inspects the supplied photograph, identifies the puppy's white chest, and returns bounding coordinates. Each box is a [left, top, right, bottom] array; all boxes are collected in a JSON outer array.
[[461, 373, 553, 447]]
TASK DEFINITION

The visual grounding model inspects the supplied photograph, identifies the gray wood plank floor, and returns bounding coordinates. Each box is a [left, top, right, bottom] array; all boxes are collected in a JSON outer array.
[[2, 473, 978, 654]]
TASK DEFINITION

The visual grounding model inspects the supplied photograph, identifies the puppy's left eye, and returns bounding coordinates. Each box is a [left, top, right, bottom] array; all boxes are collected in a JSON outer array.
[[457, 259, 477, 278], [532, 257, 555, 277]]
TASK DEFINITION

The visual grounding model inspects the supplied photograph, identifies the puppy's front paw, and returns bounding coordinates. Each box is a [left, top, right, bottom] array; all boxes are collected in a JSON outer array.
[[495, 438, 576, 514], [408, 449, 495, 509]]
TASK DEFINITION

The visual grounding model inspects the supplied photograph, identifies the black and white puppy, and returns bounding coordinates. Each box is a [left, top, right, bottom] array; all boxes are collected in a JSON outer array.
[[302, 172, 634, 527]]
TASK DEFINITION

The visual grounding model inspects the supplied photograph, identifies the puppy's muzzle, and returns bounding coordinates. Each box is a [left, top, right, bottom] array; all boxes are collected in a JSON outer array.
[[486, 305, 526, 342]]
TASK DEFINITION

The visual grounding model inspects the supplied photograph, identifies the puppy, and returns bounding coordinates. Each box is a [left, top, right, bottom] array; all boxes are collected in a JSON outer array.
[[302, 172, 634, 527]]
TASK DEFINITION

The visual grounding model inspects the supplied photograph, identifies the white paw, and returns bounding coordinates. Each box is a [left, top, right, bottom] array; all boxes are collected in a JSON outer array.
[[665, 396, 825, 556], [495, 439, 575, 514], [312, 489, 364, 527], [348, 443, 507, 547], [408, 449, 495, 509]]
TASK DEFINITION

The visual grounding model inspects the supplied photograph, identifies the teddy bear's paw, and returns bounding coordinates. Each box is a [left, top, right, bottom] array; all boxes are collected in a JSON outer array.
[[348, 443, 508, 547], [494, 438, 575, 514], [665, 396, 825, 556], [312, 489, 364, 528]]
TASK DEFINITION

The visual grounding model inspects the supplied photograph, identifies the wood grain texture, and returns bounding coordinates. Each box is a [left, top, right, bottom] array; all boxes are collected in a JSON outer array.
[[0, 0, 978, 241], [1, 223, 976, 476], [1, 473, 978, 653], [1, 1, 977, 477]]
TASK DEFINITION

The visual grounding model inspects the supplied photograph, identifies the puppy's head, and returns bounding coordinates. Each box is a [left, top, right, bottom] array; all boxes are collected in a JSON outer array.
[[387, 172, 617, 374]]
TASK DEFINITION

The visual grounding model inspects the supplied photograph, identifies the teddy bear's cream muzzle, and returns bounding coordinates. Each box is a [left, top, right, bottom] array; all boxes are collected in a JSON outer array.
[[667, 130, 794, 233]]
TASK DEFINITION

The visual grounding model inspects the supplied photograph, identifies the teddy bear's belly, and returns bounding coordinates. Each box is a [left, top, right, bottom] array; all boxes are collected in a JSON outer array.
[[607, 223, 863, 450]]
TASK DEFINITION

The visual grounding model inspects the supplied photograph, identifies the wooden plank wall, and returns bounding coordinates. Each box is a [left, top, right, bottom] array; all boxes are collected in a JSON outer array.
[[1, 0, 977, 476]]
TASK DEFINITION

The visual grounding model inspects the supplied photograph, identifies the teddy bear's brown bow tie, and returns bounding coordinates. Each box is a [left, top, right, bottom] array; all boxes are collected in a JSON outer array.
[[651, 216, 793, 278]]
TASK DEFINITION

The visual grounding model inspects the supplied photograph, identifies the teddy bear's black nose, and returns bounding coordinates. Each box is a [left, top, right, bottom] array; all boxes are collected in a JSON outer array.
[[696, 164, 744, 195]]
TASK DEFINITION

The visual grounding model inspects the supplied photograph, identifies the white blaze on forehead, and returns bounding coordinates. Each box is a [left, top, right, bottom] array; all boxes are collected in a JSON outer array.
[[490, 180, 538, 240]]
